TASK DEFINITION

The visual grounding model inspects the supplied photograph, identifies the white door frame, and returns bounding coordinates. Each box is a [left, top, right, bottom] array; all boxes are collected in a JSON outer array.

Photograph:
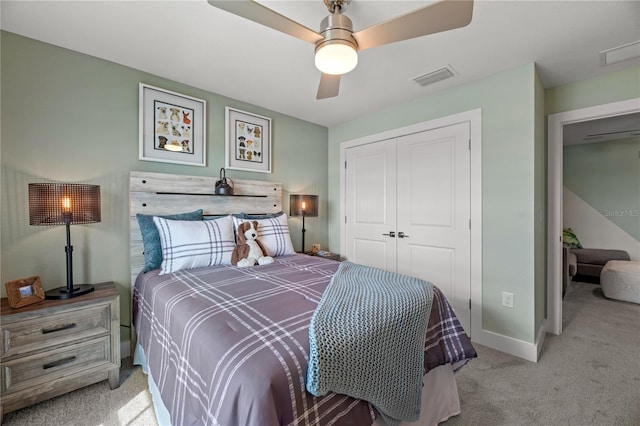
[[339, 109, 482, 338], [546, 98, 640, 335]]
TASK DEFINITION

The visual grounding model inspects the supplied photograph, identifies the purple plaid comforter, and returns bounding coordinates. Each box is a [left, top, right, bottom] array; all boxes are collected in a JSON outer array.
[[133, 254, 476, 426]]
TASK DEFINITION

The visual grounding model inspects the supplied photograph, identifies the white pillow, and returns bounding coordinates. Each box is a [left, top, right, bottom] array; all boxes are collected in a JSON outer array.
[[153, 215, 235, 274], [233, 213, 295, 257]]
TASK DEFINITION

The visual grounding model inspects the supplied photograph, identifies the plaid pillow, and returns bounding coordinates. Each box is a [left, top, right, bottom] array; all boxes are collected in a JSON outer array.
[[233, 213, 295, 257], [136, 209, 203, 273], [153, 215, 235, 274]]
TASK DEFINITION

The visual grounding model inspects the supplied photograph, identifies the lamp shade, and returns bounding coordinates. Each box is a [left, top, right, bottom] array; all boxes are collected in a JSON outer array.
[[29, 183, 101, 225], [290, 194, 318, 217]]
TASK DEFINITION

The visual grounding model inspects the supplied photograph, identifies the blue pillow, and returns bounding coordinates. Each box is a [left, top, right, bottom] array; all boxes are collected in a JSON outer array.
[[136, 209, 203, 272]]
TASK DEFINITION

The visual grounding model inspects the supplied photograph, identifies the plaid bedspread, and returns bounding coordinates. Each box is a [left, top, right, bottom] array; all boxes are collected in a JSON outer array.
[[133, 254, 476, 426]]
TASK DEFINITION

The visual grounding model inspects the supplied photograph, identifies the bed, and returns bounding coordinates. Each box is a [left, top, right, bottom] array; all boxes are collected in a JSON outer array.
[[129, 171, 476, 426]]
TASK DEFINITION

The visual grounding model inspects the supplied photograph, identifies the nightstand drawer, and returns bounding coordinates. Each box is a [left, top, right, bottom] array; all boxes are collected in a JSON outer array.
[[1, 303, 112, 358], [1, 335, 112, 394]]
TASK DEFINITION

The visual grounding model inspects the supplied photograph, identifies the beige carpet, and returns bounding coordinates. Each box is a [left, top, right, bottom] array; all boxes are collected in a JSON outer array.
[[443, 281, 640, 425], [3, 281, 639, 426]]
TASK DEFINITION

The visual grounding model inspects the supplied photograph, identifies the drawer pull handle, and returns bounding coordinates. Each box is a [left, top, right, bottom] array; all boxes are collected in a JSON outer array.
[[42, 323, 76, 334], [43, 356, 77, 370]]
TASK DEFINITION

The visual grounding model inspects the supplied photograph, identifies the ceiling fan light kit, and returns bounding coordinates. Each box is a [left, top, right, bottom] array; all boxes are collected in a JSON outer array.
[[208, 0, 474, 99], [315, 42, 358, 75], [314, 9, 358, 75]]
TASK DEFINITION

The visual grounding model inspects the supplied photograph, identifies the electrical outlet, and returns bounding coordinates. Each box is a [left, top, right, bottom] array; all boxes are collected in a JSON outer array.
[[502, 292, 514, 308]]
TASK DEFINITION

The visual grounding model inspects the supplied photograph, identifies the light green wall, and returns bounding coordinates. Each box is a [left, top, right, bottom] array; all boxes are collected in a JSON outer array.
[[546, 68, 640, 239], [328, 64, 539, 342], [564, 137, 640, 240], [0, 32, 329, 341], [327, 64, 640, 345], [546, 67, 640, 115]]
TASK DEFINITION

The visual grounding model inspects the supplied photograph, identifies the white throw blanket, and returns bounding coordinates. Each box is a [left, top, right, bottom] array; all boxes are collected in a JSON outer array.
[[306, 262, 434, 426]]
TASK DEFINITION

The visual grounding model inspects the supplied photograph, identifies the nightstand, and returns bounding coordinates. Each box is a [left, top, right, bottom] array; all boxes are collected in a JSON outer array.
[[0, 281, 120, 418], [305, 251, 342, 262]]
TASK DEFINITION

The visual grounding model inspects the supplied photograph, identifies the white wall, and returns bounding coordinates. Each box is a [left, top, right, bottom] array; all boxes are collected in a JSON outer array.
[[564, 186, 640, 261]]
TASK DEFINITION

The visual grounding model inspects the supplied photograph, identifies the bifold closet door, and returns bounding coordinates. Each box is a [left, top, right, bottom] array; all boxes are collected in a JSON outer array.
[[344, 138, 397, 271], [396, 122, 471, 332], [344, 122, 471, 332]]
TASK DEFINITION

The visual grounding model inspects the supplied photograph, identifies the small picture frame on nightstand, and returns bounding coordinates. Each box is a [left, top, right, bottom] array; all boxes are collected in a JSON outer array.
[[5, 276, 45, 308]]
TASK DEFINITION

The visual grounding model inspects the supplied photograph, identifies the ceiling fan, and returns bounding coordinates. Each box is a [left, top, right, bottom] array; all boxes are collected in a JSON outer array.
[[208, 0, 474, 99]]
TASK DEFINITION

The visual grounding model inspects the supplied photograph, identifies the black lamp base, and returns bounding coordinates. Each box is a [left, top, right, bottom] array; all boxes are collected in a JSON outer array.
[[45, 284, 95, 300]]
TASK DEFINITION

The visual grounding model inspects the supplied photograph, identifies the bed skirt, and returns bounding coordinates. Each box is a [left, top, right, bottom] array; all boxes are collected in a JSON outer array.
[[134, 344, 461, 426]]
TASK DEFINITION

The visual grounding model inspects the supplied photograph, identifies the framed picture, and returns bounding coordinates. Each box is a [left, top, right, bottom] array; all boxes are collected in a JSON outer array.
[[5, 276, 45, 309], [139, 83, 206, 166], [225, 107, 271, 173]]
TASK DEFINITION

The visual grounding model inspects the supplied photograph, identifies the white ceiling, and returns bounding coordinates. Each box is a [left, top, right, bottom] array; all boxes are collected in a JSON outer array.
[[1, 0, 639, 127]]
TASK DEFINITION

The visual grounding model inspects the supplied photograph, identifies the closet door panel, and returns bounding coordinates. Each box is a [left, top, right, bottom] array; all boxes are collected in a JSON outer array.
[[396, 123, 471, 332], [345, 139, 397, 271], [352, 240, 392, 270], [407, 138, 453, 227], [405, 245, 454, 289]]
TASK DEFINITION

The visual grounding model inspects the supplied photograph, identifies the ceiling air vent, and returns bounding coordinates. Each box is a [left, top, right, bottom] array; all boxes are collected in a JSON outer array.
[[412, 65, 456, 87], [600, 40, 640, 66]]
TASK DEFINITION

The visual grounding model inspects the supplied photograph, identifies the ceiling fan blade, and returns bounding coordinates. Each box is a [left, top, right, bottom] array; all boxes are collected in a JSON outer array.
[[207, 0, 322, 44], [353, 0, 474, 51], [317, 73, 341, 99]]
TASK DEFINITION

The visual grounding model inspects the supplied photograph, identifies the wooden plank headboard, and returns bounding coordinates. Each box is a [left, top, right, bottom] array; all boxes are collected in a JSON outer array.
[[129, 171, 282, 291]]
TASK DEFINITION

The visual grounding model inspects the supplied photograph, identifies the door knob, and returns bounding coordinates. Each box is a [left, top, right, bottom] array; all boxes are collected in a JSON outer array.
[[398, 232, 410, 238], [382, 231, 396, 238]]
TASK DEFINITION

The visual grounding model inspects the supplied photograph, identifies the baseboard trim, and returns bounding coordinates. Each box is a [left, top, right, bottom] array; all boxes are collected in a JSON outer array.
[[475, 329, 542, 363]]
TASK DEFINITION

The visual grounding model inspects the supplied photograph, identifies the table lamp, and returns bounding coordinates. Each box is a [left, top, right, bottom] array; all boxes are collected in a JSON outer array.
[[28, 183, 101, 299], [289, 194, 318, 253]]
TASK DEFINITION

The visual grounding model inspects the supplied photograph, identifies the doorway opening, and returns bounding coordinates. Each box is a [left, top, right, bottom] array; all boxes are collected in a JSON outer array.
[[546, 98, 640, 335]]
